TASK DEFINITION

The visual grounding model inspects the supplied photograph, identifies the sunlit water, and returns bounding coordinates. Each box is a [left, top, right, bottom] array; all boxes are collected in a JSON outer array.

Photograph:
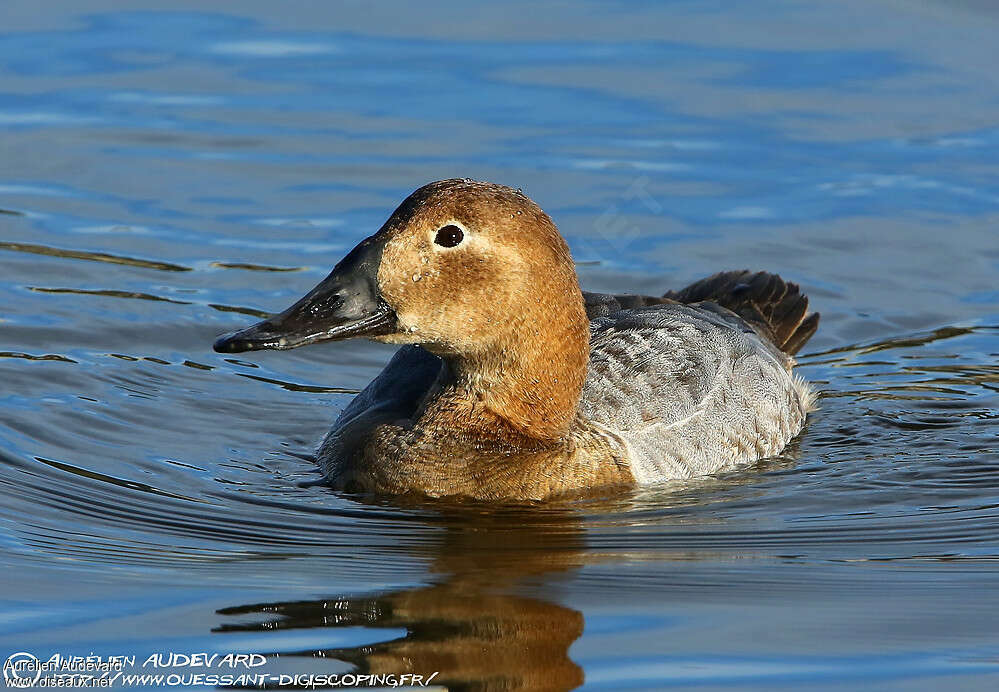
[[2, 2, 998, 690]]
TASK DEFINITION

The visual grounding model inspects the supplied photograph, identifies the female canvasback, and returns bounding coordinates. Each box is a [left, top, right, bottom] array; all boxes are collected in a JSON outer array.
[[214, 179, 818, 501]]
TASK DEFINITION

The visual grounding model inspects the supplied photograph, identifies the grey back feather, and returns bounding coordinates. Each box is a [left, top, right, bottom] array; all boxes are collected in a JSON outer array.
[[581, 302, 811, 483]]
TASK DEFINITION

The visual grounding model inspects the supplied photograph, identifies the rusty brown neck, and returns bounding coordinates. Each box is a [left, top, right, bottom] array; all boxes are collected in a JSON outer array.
[[417, 299, 590, 447]]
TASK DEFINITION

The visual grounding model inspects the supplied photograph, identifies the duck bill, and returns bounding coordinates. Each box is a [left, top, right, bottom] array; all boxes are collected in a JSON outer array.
[[213, 234, 397, 354]]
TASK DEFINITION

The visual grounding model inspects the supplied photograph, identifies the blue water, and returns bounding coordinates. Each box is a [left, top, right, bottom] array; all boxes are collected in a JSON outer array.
[[1, 2, 998, 690]]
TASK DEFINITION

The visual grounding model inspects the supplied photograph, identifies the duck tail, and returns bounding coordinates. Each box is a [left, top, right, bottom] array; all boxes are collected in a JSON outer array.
[[665, 270, 820, 355]]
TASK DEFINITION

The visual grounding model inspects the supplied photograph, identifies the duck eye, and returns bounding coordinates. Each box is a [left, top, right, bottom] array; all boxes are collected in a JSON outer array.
[[434, 225, 464, 248]]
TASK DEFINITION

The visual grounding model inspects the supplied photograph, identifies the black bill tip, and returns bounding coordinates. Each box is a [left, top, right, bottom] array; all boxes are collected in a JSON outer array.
[[213, 321, 289, 353]]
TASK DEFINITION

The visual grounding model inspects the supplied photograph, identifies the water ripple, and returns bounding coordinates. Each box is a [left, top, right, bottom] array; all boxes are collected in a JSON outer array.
[[0, 241, 191, 272]]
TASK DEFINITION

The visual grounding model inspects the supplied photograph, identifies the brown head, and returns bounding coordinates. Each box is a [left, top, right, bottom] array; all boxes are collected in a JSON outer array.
[[214, 179, 590, 441]]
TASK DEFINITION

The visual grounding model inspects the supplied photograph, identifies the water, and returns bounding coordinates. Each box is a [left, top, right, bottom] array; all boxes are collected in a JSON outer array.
[[2, 1, 998, 689]]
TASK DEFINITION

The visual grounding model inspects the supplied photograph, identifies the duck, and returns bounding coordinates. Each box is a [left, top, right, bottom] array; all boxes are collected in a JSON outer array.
[[214, 179, 819, 501]]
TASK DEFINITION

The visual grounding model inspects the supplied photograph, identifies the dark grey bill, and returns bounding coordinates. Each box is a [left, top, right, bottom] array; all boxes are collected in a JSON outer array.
[[213, 233, 397, 353]]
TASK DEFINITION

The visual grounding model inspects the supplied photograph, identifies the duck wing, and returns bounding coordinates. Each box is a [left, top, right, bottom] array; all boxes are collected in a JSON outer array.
[[583, 291, 675, 318], [584, 270, 819, 355], [579, 302, 812, 484], [663, 270, 819, 355]]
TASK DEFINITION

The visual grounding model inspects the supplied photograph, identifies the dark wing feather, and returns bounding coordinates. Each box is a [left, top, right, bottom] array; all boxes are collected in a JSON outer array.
[[584, 270, 819, 356]]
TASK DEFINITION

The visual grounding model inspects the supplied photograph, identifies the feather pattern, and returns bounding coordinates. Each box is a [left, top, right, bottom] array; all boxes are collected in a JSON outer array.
[[581, 302, 812, 483]]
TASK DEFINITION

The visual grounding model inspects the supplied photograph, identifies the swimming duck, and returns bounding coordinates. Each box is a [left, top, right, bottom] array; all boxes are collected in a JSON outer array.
[[214, 179, 818, 501]]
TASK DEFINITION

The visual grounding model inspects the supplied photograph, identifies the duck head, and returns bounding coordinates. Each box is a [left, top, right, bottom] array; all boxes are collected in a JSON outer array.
[[214, 179, 590, 438], [214, 179, 588, 357]]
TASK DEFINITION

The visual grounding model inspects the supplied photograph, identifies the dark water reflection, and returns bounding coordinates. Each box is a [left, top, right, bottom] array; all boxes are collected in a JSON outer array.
[[2, 1, 999, 690], [217, 510, 589, 691]]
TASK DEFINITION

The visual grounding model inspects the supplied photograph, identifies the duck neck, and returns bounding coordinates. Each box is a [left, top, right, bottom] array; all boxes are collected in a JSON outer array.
[[419, 302, 590, 446]]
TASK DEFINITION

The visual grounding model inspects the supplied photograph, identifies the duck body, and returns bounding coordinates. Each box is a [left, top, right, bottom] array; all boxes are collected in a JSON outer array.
[[320, 298, 813, 500], [215, 179, 818, 501]]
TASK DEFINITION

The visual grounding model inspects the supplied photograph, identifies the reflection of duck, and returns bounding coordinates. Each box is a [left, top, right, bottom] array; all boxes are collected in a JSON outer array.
[[215, 179, 818, 501], [215, 510, 588, 691]]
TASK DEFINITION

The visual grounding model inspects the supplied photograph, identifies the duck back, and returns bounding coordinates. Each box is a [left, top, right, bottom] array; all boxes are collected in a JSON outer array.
[[580, 301, 814, 485]]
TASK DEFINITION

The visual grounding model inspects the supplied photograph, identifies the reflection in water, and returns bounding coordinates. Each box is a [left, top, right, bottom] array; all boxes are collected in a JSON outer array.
[[0, 240, 191, 271], [0, 350, 78, 363], [802, 325, 981, 360], [800, 324, 999, 404], [234, 372, 359, 394], [210, 261, 304, 272], [211, 449, 803, 692], [217, 510, 589, 691], [208, 303, 272, 318], [29, 286, 193, 305]]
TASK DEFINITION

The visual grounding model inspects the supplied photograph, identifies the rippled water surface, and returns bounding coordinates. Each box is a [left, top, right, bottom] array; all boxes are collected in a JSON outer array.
[[2, 1, 998, 689]]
